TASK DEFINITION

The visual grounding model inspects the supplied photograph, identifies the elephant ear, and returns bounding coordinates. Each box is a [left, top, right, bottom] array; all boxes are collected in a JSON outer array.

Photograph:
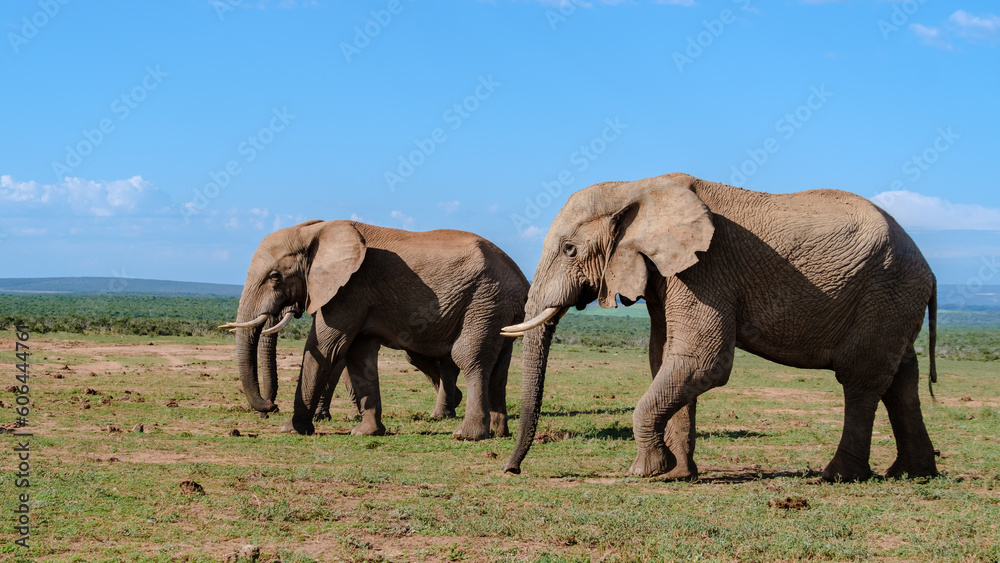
[[303, 221, 367, 315], [599, 181, 714, 308]]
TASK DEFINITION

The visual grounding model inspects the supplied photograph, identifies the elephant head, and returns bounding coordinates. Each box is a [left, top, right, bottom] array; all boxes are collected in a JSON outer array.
[[222, 220, 366, 413], [502, 173, 715, 473]]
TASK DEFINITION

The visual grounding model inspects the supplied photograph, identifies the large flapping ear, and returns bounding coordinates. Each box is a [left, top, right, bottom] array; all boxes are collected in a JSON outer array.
[[302, 221, 367, 315], [600, 178, 714, 307]]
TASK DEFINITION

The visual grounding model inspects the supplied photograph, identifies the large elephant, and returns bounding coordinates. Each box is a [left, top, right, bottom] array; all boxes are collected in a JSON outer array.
[[502, 173, 938, 482], [222, 220, 529, 440]]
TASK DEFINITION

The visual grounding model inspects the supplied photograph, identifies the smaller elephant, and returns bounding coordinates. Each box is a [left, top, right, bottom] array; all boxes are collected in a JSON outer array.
[[223, 220, 529, 440]]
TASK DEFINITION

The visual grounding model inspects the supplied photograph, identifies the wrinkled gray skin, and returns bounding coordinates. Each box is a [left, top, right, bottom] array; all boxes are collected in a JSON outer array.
[[234, 220, 528, 439], [506, 173, 938, 482]]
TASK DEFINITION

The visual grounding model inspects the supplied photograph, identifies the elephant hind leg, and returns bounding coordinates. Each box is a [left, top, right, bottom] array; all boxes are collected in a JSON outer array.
[[487, 341, 512, 438], [346, 336, 386, 436], [882, 347, 937, 479], [407, 352, 461, 419], [823, 370, 890, 482], [314, 361, 347, 422]]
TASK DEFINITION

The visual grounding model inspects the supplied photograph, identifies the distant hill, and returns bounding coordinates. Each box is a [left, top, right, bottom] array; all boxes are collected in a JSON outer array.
[[0, 277, 243, 297], [574, 285, 1000, 315]]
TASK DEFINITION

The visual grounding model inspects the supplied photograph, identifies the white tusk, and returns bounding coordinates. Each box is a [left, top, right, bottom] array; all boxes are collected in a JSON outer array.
[[218, 314, 269, 330], [261, 312, 295, 335], [501, 330, 525, 338], [500, 307, 563, 335], [229, 328, 237, 334]]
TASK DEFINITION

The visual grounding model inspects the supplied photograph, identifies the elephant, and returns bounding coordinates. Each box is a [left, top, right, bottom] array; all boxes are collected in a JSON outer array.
[[501, 173, 938, 482], [222, 219, 529, 440]]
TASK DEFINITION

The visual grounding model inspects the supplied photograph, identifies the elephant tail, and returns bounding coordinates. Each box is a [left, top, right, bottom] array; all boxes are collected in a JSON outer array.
[[928, 277, 938, 399]]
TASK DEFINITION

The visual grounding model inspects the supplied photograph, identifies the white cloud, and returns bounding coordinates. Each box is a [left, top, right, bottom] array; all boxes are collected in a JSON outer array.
[[349, 213, 365, 222], [949, 9, 1000, 39], [910, 23, 952, 50], [390, 210, 416, 229], [271, 213, 307, 232], [520, 225, 544, 239], [224, 217, 239, 230], [437, 200, 461, 215], [870, 191, 1000, 231], [1, 175, 170, 217]]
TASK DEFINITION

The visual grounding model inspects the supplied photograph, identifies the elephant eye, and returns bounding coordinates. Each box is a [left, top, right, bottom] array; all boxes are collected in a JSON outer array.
[[563, 243, 577, 258], [268, 271, 282, 282]]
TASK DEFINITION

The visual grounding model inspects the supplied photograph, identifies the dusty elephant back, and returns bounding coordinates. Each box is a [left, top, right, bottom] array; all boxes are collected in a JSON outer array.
[[686, 180, 934, 370]]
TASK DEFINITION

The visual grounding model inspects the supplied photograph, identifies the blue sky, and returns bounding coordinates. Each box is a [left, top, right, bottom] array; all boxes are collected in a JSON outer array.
[[1, 0, 998, 287]]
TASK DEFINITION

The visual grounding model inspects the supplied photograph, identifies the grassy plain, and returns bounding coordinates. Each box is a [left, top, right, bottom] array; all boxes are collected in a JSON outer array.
[[1, 326, 998, 562]]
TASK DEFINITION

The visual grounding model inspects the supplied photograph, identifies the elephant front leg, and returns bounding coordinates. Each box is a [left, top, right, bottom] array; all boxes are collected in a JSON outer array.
[[346, 336, 386, 436], [630, 354, 724, 478], [283, 341, 329, 436], [663, 399, 698, 480]]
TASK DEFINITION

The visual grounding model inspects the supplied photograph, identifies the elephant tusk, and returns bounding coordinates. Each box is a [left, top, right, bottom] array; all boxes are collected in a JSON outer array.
[[261, 311, 295, 335], [501, 307, 563, 335], [219, 314, 269, 330], [500, 330, 526, 338]]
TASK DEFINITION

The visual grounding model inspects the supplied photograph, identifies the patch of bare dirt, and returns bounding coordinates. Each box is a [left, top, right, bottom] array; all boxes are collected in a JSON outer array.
[[716, 387, 835, 403], [768, 496, 809, 509]]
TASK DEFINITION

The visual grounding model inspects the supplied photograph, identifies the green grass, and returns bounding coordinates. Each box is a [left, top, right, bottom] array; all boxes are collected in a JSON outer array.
[[1, 329, 999, 561]]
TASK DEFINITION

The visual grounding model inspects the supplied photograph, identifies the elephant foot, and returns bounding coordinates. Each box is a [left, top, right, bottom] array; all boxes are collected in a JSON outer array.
[[628, 445, 677, 478], [660, 458, 698, 481], [351, 419, 386, 436], [452, 416, 491, 441], [822, 455, 872, 482], [885, 455, 938, 479], [490, 412, 510, 438], [313, 410, 332, 422], [429, 405, 457, 420], [280, 417, 315, 436]]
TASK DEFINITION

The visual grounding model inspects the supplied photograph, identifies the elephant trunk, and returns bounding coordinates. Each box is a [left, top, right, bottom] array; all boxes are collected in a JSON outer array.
[[235, 297, 279, 413], [257, 329, 279, 404], [504, 298, 558, 474]]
